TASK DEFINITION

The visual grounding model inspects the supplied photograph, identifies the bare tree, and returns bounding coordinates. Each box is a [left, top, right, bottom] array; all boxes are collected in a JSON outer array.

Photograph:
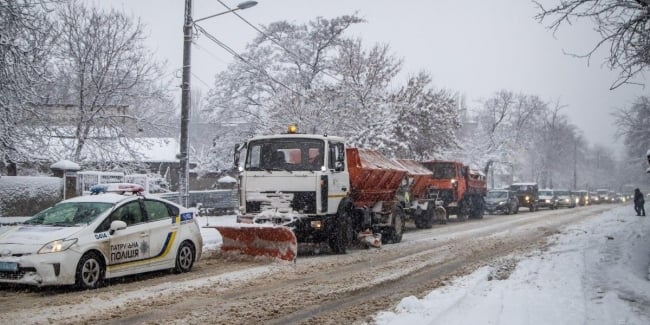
[[0, 0, 58, 174], [46, 0, 173, 164], [613, 96, 650, 167], [534, 0, 650, 88]]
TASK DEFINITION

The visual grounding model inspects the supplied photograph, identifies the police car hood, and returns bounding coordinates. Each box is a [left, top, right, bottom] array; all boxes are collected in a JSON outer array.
[[0, 225, 83, 253]]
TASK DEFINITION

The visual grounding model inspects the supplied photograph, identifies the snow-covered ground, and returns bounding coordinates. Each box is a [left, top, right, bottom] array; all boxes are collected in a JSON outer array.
[[372, 205, 650, 325], [178, 207, 650, 324], [2, 206, 649, 324]]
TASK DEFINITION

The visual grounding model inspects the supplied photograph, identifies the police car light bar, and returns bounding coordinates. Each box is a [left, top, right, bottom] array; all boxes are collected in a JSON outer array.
[[90, 183, 145, 195]]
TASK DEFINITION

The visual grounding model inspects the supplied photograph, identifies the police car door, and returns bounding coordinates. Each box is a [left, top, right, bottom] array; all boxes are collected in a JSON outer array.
[[107, 200, 150, 268], [143, 199, 178, 266]]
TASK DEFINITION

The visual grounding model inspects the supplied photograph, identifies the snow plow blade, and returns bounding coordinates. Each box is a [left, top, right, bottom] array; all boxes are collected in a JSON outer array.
[[213, 225, 297, 261]]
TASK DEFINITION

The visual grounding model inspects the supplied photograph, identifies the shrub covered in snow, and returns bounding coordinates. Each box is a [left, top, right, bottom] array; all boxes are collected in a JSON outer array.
[[0, 176, 63, 217]]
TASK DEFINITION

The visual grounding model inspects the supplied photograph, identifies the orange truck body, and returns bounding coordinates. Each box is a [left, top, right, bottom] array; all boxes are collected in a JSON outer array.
[[346, 148, 407, 209]]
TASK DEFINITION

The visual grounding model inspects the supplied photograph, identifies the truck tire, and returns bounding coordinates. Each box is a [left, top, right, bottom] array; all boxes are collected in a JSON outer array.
[[415, 204, 434, 229], [469, 196, 484, 219], [329, 201, 354, 254], [457, 199, 470, 221], [383, 206, 405, 244]]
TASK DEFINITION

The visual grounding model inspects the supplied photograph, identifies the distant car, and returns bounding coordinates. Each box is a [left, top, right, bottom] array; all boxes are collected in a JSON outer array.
[[576, 190, 590, 206], [596, 189, 610, 204], [590, 191, 600, 204], [538, 189, 557, 210], [485, 190, 519, 215], [509, 182, 539, 212], [554, 189, 576, 208], [0, 183, 203, 289]]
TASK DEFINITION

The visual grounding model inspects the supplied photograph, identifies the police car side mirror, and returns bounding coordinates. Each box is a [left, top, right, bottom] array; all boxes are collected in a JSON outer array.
[[109, 220, 127, 235]]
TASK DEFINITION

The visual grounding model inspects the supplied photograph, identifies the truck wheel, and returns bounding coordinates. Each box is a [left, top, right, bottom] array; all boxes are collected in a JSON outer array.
[[329, 202, 353, 254], [457, 199, 470, 221], [415, 204, 434, 229], [423, 203, 435, 228], [383, 206, 405, 244], [470, 197, 484, 219]]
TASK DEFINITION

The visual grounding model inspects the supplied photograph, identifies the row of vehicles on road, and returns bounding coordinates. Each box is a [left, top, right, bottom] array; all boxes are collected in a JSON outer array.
[[485, 183, 627, 215], [0, 125, 630, 290]]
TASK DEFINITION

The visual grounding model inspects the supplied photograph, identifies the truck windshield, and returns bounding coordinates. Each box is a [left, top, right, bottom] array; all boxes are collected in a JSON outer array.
[[423, 162, 455, 179], [245, 138, 325, 171]]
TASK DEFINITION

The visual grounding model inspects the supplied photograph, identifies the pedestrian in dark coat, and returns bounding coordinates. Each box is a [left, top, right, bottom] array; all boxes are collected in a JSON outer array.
[[634, 188, 646, 216]]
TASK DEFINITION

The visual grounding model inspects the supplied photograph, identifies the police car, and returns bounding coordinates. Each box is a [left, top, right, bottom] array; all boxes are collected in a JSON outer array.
[[0, 183, 202, 289]]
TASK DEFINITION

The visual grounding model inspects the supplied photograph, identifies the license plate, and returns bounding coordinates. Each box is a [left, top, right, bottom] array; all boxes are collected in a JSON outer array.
[[0, 261, 18, 272]]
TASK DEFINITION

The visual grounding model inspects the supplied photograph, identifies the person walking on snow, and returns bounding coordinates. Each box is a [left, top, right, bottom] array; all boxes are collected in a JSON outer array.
[[634, 188, 645, 216]]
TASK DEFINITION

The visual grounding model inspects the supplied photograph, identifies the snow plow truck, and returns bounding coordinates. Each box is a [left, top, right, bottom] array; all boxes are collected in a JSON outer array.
[[419, 160, 488, 221], [215, 125, 446, 260]]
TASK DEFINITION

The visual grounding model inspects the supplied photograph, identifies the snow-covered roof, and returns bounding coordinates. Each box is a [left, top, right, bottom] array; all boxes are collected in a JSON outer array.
[[133, 138, 180, 162], [50, 159, 81, 171], [217, 176, 237, 183]]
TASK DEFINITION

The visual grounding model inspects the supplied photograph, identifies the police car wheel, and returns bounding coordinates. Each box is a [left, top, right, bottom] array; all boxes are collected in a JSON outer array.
[[174, 241, 195, 273], [76, 252, 104, 289]]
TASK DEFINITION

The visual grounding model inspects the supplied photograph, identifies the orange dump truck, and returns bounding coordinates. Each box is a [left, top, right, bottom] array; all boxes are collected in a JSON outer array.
[[420, 160, 488, 220]]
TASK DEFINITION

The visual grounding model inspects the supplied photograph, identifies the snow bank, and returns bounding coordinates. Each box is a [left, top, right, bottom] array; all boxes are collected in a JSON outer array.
[[0, 176, 62, 217]]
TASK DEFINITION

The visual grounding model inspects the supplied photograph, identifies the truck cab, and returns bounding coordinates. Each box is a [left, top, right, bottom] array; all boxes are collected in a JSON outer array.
[[235, 132, 348, 225], [420, 160, 486, 220]]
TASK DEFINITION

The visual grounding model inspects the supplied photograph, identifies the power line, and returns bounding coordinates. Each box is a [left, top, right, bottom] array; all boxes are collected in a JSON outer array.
[[194, 23, 310, 101], [216, 0, 343, 84]]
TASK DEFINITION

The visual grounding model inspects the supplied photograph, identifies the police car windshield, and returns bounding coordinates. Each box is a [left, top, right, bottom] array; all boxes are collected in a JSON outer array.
[[24, 202, 113, 226]]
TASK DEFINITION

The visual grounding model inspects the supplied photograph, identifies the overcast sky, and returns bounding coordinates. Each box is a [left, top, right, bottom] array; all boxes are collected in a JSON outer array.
[[98, 0, 647, 155]]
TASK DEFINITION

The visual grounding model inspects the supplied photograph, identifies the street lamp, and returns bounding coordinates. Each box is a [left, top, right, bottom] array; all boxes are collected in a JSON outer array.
[[179, 0, 257, 207]]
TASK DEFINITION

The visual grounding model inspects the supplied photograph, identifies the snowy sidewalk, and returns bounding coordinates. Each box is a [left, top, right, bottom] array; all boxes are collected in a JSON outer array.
[[373, 206, 650, 325]]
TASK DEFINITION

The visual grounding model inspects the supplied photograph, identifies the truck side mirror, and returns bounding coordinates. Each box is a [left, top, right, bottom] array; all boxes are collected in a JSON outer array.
[[334, 161, 344, 171], [233, 143, 245, 169]]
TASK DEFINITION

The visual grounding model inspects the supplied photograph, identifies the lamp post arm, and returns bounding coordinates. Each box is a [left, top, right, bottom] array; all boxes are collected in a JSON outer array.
[[194, 9, 237, 23]]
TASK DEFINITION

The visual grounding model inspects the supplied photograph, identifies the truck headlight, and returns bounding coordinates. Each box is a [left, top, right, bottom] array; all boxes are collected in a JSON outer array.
[[310, 220, 322, 229], [38, 238, 78, 254]]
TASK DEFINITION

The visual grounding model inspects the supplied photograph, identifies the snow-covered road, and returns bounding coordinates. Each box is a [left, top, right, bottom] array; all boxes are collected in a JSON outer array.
[[374, 205, 650, 325], [2, 204, 647, 325]]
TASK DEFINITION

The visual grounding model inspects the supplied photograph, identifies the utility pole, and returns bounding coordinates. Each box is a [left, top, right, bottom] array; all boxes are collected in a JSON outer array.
[[573, 139, 577, 190], [179, 0, 193, 207], [178, 0, 257, 208]]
